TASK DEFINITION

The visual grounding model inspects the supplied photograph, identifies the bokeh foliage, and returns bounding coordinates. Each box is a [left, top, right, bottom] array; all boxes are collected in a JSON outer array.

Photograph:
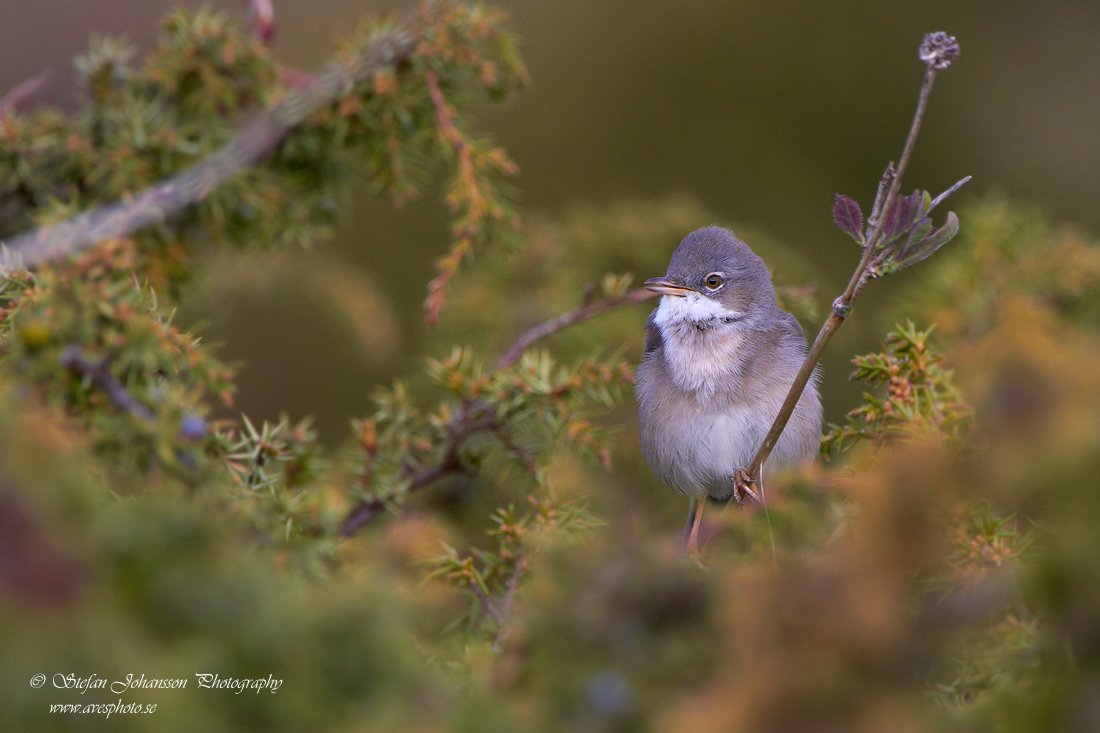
[[2, 3, 1100, 732]]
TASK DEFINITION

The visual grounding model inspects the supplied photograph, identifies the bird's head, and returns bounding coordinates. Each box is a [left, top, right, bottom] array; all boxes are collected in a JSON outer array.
[[645, 226, 776, 331]]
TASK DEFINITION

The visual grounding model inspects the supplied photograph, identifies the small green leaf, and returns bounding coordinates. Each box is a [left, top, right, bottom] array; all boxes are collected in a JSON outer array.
[[893, 211, 959, 270]]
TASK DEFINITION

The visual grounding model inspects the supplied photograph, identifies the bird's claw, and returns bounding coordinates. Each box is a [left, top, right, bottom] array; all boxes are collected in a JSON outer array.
[[731, 469, 760, 505]]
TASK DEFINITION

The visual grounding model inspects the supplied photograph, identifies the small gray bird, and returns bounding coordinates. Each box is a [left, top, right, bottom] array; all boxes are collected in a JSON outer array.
[[635, 226, 823, 551]]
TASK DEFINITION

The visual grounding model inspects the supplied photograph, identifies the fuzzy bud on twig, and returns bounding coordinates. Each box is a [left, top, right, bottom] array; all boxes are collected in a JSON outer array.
[[919, 32, 960, 70]]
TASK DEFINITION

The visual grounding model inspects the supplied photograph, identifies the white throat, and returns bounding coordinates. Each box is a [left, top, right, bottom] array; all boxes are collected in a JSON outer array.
[[653, 293, 748, 403]]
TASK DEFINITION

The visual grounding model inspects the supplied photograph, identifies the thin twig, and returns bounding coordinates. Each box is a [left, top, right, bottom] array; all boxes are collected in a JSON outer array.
[[492, 423, 540, 479], [341, 421, 466, 537], [341, 287, 655, 536], [58, 346, 155, 422], [470, 583, 504, 625], [339, 497, 387, 537], [426, 70, 473, 170], [867, 164, 894, 229], [422, 68, 519, 323], [843, 66, 935, 303], [733, 41, 955, 503], [492, 561, 525, 653], [495, 288, 655, 370], [340, 407, 496, 536]]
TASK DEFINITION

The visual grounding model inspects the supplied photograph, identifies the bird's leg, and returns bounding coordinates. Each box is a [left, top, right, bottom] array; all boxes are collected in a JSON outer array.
[[683, 497, 698, 546], [686, 497, 705, 553]]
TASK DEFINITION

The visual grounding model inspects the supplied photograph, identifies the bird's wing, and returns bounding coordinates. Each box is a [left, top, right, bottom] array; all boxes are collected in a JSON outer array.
[[778, 309, 806, 342], [776, 309, 823, 390], [643, 308, 663, 354]]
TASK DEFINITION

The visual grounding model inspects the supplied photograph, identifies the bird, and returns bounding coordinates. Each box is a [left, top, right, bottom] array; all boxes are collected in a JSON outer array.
[[635, 226, 823, 552]]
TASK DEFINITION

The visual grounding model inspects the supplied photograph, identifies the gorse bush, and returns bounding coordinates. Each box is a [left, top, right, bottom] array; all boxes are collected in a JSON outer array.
[[2, 3, 1100, 732], [821, 320, 971, 457]]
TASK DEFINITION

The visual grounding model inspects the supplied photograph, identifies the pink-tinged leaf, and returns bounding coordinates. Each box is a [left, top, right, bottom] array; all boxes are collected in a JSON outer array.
[[832, 194, 863, 243], [905, 190, 924, 225], [881, 193, 917, 240]]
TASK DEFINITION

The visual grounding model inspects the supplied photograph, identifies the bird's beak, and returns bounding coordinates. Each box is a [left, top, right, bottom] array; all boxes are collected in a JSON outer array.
[[644, 277, 695, 297]]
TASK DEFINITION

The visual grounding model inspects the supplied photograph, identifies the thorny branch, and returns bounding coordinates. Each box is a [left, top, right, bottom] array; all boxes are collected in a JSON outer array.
[[57, 345, 207, 471], [491, 422, 540, 479], [470, 583, 505, 626], [341, 402, 492, 536], [341, 286, 656, 536], [423, 69, 481, 324], [59, 346, 155, 423], [731, 32, 964, 506], [0, 23, 417, 271], [495, 288, 656, 370], [426, 70, 479, 209], [422, 68, 520, 324], [492, 561, 525, 653]]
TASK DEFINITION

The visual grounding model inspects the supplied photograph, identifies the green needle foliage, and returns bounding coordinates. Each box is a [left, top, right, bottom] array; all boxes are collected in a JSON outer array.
[[1, 0, 530, 492], [821, 321, 971, 457]]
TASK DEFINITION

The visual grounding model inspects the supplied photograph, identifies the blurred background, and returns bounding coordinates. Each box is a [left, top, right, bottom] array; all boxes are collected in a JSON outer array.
[[3, 0, 1098, 442]]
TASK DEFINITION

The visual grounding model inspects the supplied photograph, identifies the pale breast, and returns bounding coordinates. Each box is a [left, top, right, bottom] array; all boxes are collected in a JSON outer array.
[[636, 306, 823, 500], [638, 384, 768, 499], [652, 293, 748, 403]]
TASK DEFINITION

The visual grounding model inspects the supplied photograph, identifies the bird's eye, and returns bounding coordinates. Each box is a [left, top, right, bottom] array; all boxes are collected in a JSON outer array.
[[704, 273, 724, 290]]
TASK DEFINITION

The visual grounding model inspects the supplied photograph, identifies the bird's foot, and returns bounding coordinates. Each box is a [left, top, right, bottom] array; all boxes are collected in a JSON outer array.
[[731, 469, 761, 505]]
